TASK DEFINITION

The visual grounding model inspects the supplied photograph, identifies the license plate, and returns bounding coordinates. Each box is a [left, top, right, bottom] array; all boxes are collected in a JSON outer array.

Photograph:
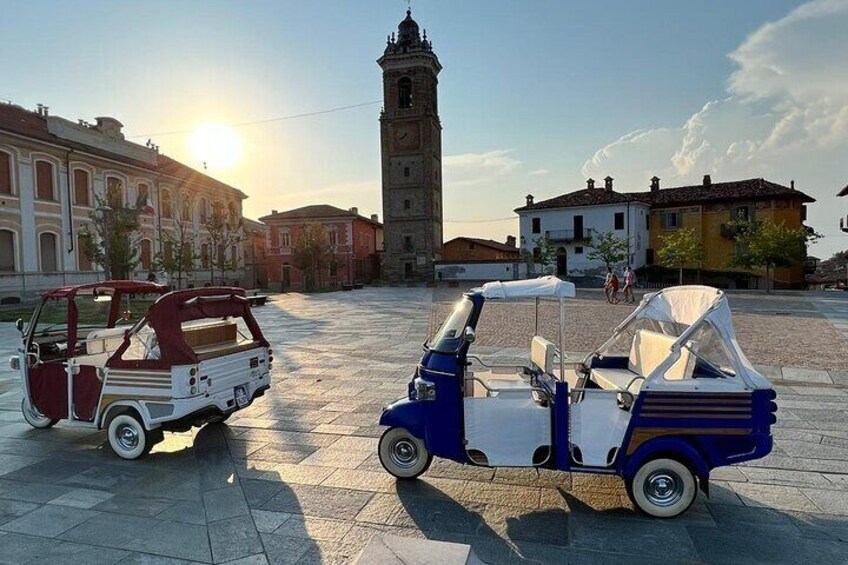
[[234, 385, 249, 408]]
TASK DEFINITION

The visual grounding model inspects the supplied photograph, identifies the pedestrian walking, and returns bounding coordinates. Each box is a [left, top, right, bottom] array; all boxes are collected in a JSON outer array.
[[623, 265, 635, 303], [610, 272, 620, 304], [604, 266, 613, 303]]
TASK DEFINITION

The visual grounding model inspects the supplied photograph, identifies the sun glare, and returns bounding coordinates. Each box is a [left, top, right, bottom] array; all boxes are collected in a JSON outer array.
[[188, 123, 243, 170]]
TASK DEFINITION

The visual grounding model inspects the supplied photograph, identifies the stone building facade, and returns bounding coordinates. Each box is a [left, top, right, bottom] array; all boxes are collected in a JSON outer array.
[[0, 103, 247, 299], [378, 9, 444, 281]]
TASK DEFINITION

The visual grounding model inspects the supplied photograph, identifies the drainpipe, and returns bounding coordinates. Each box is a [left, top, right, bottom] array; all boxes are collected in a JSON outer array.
[[65, 150, 74, 255]]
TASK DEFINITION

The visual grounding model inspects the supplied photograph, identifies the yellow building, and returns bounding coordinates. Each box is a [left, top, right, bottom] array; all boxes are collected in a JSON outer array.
[[645, 175, 815, 289]]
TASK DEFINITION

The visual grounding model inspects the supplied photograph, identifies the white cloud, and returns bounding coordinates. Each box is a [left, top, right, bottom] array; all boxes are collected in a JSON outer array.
[[443, 149, 521, 187], [528, 168, 550, 176], [581, 0, 848, 255]]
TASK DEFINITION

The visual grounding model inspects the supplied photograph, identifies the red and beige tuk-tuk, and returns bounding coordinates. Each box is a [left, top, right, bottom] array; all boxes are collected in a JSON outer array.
[[11, 281, 272, 459]]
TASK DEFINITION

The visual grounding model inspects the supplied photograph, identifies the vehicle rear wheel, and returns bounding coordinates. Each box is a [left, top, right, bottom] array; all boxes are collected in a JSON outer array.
[[378, 427, 432, 479], [107, 413, 152, 460], [627, 458, 697, 518], [21, 398, 58, 429]]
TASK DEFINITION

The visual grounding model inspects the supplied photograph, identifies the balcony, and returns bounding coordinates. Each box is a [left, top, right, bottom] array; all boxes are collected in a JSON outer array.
[[545, 228, 591, 242]]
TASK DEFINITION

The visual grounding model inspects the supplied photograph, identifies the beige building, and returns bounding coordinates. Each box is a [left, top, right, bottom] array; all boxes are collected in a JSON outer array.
[[0, 103, 247, 299]]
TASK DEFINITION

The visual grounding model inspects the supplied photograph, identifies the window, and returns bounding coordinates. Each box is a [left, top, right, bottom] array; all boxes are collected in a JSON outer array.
[[646, 248, 655, 265], [398, 77, 412, 108], [0, 152, 12, 195], [329, 229, 338, 246], [0, 230, 15, 271], [661, 211, 681, 230], [532, 247, 541, 260], [230, 245, 238, 265], [199, 198, 208, 223], [161, 190, 172, 218], [280, 230, 291, 247], [403, 166, 410, 177], [106, 177, 123, 209], [646, 214, 650, 230], [73, 169, 90, 206], [734, 206, 751, 222], [614, 212, 625, 230], [403, 235, 414, 252], [140, 239, 152, 271], [137, 183, 150, 207], [35, 160, 55, 201], [200, 243, 209, 268], [163, 240, 173, 262], [228, 201, 238, 223], [181, 200, 191, 222], [404, 199, 411, 210], [532, 218, 541, 234], [77, 234, 93, 271], [575, 246, 584, 255], [39, 232, 58, 271]]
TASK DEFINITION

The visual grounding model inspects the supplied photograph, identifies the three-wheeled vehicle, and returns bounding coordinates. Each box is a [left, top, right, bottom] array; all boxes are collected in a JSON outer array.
[[11, 281, 272, 459], [378, 277, 777, 517]]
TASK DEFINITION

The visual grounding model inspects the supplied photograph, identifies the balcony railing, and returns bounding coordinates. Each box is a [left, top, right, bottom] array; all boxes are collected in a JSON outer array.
[[545, 228, 591, 242]]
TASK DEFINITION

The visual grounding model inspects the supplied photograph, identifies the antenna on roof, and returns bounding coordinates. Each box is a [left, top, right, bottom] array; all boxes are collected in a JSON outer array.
[[202, 161, 208, 171]]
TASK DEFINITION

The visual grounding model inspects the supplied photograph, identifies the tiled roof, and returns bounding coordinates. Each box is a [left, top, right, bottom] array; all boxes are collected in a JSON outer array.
[[259, 204, 382, 227], [446, 236, 518, 254], [0, 103, 245, 198], [516, 178, 815, 212]]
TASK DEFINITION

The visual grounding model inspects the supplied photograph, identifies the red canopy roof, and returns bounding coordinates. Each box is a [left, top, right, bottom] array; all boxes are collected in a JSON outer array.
[[42, 280, 167, 299]]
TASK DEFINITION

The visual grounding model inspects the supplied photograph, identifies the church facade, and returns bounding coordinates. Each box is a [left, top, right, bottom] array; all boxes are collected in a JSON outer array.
[[378, 9, 444, 281]]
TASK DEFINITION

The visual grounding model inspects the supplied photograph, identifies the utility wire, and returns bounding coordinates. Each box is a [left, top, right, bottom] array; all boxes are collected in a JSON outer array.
[[127, 99, 382, 139], [444, 216, 516, 223]]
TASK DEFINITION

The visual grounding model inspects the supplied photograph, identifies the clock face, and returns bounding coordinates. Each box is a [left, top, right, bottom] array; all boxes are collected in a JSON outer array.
[[394, 124, 418, 150]]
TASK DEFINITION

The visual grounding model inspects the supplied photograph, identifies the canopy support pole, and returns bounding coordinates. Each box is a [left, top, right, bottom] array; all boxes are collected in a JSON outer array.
[[559, 297, 565, 380], [534, 297, 540, 336]]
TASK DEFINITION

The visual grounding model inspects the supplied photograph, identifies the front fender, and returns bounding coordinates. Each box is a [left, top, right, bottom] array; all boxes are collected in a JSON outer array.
[[623, 437, 710, 484], [379, 397, 426, 441]]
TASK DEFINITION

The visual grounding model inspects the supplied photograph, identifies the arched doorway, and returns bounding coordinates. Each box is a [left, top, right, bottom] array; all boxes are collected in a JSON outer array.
[[282, 263, 291, 289], [556, 247, 567, 277]]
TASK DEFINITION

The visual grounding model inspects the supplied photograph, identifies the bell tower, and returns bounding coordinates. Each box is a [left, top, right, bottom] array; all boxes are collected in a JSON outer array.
[[378, 8, 443, 281]]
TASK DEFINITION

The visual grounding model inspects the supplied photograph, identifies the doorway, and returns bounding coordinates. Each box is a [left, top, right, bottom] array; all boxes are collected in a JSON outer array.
[[556, 248, 567, 277], [282, 264, 291, 289], [404, 262, 414, 279]]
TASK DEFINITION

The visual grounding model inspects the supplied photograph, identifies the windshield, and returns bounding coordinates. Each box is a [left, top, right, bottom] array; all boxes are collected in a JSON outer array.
[[428, 297, 474, 352]]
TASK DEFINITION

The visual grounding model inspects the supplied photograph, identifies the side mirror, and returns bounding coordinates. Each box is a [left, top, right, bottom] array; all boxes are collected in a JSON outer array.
[[463, 326, 476, 344], [15, 319, 23, 334]]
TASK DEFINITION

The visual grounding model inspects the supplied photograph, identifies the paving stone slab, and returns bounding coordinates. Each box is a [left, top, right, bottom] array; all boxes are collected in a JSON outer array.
[[801, 488, 848, 515], [0, 504, 100, 538], [569, 515, 699, 561], [0, 498, 40, 527], [261, 484, 374, 520], [203, 486, 251, 523], [93, 495, 178, 518], [687, 524, 848, 565], [731, 482, 820, 512], [208, 515, 263, 564], [48, 487, 116, 509]]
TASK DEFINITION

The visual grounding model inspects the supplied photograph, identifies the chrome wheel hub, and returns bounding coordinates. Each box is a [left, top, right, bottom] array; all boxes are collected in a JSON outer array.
[[390, 438, 418, 469], [116, 424, 140, 450], [644, 470, 684, 507]]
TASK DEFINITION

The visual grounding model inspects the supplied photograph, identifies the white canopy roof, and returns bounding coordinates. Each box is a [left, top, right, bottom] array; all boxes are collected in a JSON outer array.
[[480, 276, 576, 300]]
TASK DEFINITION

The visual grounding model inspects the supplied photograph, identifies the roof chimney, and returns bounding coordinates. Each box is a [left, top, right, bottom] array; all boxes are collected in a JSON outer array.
[[790, 179, 795, 190], [587, 178, 595, 190], [505, 235, 516, 248], [94, 116, 124, 140], [525, 194, 534, 207], [604, 176, 613, 191], [650, 176, 660, 193], [271, 209, 278, 215], [349, 206, 358, 215], [703, 174, 711, 188], [371, 213, 379, 222]]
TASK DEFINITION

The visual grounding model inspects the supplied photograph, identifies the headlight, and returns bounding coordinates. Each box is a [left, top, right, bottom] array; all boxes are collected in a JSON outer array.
[[413, 377, 436, 401], [9, 357, 19, 371]]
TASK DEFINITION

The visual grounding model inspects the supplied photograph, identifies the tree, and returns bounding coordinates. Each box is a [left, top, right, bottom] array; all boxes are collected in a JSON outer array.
[[79, 192, 142, 280], [587, 231, 629, 268], [156, 188, 196, 289], [291, 223, 332, 290], [204, 201, 241, 284], [729, 218, 820, 293], [657, 227, 704, 285], [522, 236, 559, 275]]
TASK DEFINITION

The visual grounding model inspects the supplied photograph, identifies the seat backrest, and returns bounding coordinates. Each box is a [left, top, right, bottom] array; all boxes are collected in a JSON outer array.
[[85, 327, 130, 355], [628, 329, 693, 380], [530, 336, 556, 374]]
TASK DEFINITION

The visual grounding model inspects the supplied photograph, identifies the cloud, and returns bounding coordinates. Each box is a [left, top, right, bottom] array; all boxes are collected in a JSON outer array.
[[443, 149, 521, 187], [528, 168, 550, 177], [581, 0, 848, 255]]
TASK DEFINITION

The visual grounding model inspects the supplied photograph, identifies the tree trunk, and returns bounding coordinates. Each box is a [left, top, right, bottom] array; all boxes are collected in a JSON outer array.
[[765, 265, 771, 294], [679, 266, 683, 286]]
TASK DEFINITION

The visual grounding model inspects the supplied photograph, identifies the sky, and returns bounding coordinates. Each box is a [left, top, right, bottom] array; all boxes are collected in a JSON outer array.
[[2, 0, 847, 257]]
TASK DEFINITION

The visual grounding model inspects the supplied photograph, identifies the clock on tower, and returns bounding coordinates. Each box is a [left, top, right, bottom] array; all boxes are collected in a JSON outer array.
[[378, 9, 443, 281]]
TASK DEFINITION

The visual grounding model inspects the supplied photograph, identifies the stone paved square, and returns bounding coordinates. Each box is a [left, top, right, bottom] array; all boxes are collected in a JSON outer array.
[[0, 286, 847, 563]]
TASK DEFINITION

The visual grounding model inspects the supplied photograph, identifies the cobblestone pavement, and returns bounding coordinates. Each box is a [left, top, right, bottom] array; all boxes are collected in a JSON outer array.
[[0, 288, 846, 564]]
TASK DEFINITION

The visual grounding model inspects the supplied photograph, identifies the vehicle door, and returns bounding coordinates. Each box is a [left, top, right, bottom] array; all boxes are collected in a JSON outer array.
[[24, 298, 71, 420]]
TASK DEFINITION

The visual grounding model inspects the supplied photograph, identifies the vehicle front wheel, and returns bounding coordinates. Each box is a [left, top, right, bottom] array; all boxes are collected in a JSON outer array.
[[378, 427, 432, 479], [627, 458, 697, 518], [21, 398, 58, 429], [107, 413, 152, 460]]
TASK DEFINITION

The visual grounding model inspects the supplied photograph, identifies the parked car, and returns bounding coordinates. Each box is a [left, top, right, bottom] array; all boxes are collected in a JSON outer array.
[[11, 281, 272, 459], [377, 277, 777, 518]]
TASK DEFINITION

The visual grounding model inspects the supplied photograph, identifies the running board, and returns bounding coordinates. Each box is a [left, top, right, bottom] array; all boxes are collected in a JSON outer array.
[[354, 534, 488, 565]]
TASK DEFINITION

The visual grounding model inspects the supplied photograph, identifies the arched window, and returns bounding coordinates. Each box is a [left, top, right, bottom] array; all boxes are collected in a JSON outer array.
[[230, 244, 238, 265], [106, 177, 123, 209], [140, 239, 152, 271], [35, 160, 56, 201], [200, 243, 209, 268], [163, 240, 173, 262], [199, 197, 208, 223], [137, 183, 150, 207], [39, 232, 58, 272], [73, 169, 90, 206], [161, 190, 172, 218], [227, 201, 238, 222], [0, 152, 12, 195], [398, 77, 412, 108], [77, 233, 92, 271], [181, 199, 191, 222], [0, 230, 15, 272]]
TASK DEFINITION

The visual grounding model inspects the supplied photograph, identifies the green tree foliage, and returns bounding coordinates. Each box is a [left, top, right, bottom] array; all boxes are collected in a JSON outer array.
[[657, 227, 704, 285], [729, 218, 819, 292], [79, 192, 141, 280], [291, 223, 332, 290], [587, 231, 629, 268]]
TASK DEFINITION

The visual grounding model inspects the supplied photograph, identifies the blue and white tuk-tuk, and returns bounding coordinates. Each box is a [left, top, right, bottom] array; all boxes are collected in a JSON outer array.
[[378, 277, 777, 517]]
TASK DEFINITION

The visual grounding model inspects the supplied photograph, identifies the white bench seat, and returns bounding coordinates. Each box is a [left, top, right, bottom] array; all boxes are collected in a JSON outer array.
[[591, 368, 644, 393]]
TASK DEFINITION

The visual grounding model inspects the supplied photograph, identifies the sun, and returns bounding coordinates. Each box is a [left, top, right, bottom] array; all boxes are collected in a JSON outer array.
[[188, 123, 243, 171]]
